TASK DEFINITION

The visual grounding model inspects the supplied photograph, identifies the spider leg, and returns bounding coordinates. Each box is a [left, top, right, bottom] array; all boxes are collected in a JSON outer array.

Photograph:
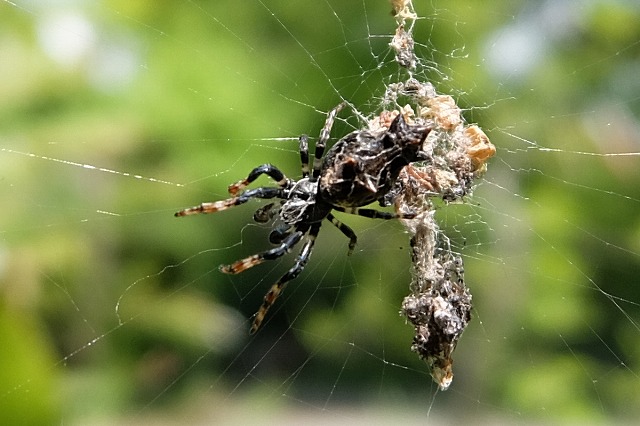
[[299, 135, 310, 178], [175, 187, 284, 217], [311, 102, 346, 181], [228, 164, 290, 196], [219, 225, 308, 274], [269, 223, 293, 245], [250, 222, 321, 334], [253, 202, 278, 223], [332, 205, 416, 220], [327, 212, 357, 255]]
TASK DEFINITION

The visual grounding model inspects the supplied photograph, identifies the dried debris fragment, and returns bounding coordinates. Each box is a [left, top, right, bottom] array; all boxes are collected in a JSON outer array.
[[390, 25, 417, 70], [381, 0, 496, 390], [390, 0, 418, 24], [394, 163, 474, 390], [389, 0, 418, 70], [401, 249, 472, 390], [376, 76, 494, 389]]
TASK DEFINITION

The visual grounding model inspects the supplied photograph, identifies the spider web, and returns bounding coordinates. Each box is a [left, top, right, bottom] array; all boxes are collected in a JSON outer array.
[[1, 0, 640, 423]]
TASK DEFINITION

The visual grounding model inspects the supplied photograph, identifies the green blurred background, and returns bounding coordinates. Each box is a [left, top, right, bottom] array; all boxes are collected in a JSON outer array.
[[1, 1, 639, 424]]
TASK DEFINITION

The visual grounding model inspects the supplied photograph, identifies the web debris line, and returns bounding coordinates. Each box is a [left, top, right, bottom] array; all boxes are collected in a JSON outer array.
[[1, 148, 184, 187], [501, 130, 640, 157], [388, 0, 496, 390], [41, 271, 97, 335]]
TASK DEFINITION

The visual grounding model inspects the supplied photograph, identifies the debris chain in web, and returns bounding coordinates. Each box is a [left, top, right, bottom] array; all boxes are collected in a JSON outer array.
[[384, 0, 496, 390]]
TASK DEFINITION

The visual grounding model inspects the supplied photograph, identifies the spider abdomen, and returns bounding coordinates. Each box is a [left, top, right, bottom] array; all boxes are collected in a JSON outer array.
[[319, 114, 430, 208]]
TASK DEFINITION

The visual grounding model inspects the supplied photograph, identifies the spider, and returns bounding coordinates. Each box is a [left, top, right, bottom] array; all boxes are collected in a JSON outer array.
[[175, 103, 432, 334]]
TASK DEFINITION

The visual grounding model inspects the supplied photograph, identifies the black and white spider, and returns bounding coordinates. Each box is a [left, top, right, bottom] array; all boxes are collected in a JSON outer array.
[[175, 103, 432, 334]]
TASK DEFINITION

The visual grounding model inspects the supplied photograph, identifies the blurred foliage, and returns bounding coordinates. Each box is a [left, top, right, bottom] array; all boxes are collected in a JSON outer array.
[[1, 0, 639, 424]]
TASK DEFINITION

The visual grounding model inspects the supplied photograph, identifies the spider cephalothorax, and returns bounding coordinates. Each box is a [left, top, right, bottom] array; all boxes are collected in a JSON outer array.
[[175, 103, 431, 333]]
